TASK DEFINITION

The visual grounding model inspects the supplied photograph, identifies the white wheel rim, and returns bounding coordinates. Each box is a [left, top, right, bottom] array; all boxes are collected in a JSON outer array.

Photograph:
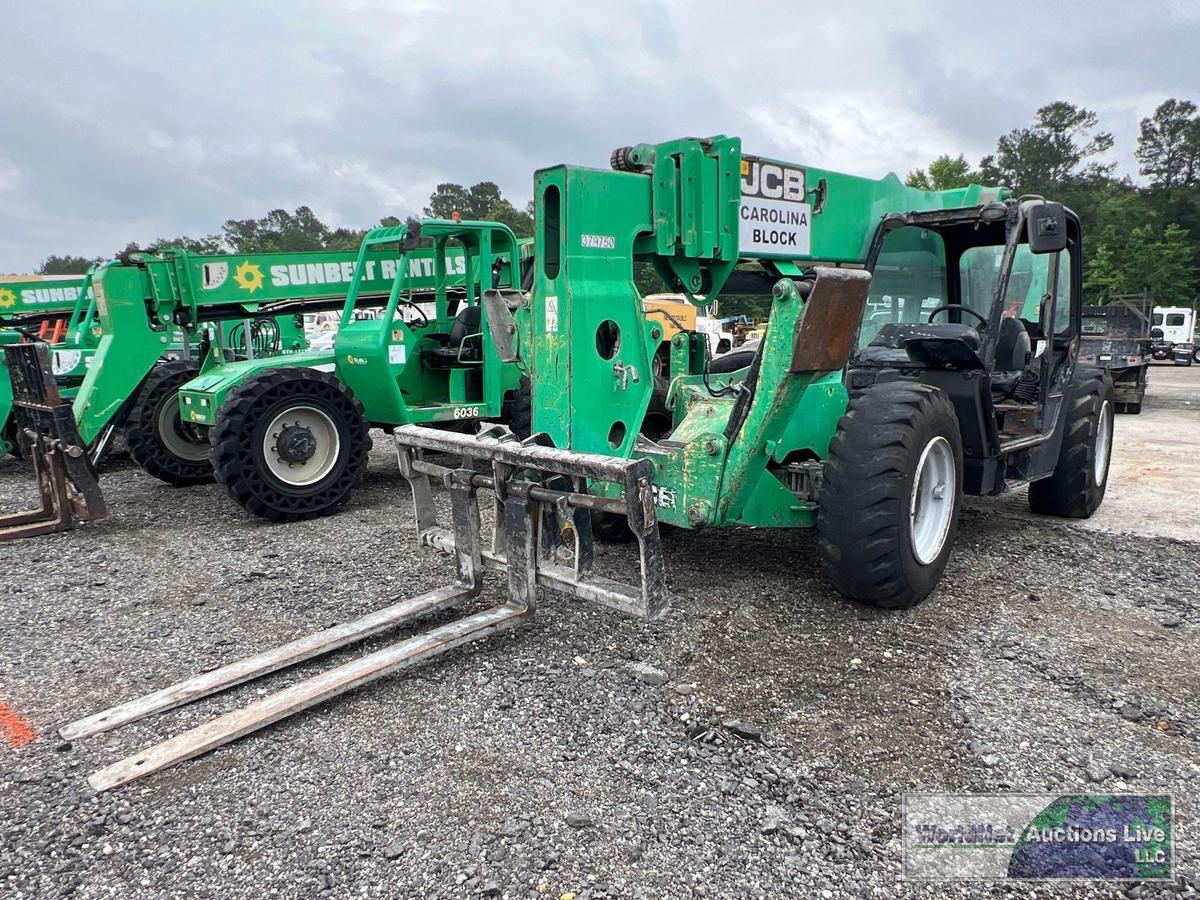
[[263, 405, 341, 487], [156, 395, 209, 462], [909, 436, 955, 565], [1094, 400, 1112, 485]]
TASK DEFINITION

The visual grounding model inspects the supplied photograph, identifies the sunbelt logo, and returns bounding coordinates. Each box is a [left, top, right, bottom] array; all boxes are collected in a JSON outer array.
[[202, 255, 468, 294], [234, 261, 265, 293], [268, 255, 467, 288], [0, 284, 85, 308]]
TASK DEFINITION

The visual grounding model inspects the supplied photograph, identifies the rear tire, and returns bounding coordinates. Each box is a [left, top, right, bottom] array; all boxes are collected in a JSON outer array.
[[708, 348, 756, 374], [211, 368, 371, 522], [817, 381, 963, 609], [1028, 370, 1113, 518], [125, 360, 214, 486]]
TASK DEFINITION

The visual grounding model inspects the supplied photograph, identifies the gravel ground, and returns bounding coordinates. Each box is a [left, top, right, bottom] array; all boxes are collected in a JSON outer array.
[[1, 414, 1197, 898]]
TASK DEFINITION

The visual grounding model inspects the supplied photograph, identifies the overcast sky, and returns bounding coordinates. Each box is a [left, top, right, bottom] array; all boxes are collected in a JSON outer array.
[[2, 0, 1197, 271]]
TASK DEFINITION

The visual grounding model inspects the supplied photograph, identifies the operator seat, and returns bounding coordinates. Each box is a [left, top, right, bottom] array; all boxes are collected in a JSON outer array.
[[422, 305, 483, 368], [859, 322, 984, 368], [989, 316, 1033, 399]]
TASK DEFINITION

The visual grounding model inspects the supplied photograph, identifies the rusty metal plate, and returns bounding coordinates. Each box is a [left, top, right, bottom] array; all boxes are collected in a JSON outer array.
[[790, 267, 872, 374]]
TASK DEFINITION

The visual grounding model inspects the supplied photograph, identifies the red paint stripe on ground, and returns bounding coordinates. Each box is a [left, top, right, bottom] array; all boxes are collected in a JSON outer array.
[[0, 701, 37, 749]]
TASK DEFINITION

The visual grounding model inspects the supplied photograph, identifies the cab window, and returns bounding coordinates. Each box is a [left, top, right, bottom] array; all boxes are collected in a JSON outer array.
[[861, 226, 947, 347], [958, 244, 1074, 336]]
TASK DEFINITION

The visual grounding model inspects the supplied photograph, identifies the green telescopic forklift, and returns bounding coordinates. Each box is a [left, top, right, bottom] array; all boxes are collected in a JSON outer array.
[[60, 135, 1114, 791], [396, 135, 1108, 610], [176, 219, 533, 522]]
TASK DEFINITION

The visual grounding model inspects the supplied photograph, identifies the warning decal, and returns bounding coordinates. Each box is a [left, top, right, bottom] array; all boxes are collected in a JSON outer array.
[[739, 156, 811, 257]]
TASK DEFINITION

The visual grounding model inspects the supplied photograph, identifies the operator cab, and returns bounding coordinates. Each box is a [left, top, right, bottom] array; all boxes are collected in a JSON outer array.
[[335, 219, 526, 415], [853, 199, 1080, 494]]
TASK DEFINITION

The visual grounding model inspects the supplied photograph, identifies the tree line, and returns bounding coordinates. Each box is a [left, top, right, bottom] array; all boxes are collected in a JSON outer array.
[[37, 98, 1200, 309], [37, 182, 536, 276]]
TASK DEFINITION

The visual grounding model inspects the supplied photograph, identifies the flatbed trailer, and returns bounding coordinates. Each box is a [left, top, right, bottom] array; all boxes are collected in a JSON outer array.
[[1081, 294, 1151, 414]]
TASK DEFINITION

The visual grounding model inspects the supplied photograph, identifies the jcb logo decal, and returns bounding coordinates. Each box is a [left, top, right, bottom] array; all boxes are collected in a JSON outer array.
[[741, 156, 806, 202]]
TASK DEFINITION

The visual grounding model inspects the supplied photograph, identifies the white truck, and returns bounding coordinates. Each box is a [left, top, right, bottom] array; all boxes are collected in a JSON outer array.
[[1149, 306, 1198, 366]]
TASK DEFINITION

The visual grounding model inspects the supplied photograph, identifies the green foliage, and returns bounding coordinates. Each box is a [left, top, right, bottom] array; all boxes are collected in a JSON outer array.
[[979, 101, 1115, 196], [905, 154, 978, 191], [222, 206, 333, 253], [38, 254, 99, 275], [424, 182, 534, 236], [1086, 222, 1195, 305], [122, 234, 224, 255], [1136, 99, 1200, 190]]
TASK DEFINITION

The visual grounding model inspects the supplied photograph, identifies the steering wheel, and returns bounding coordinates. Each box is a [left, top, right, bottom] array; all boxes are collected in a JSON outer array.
[[927, 304, 988, 329], [396, 299, 429, 328]]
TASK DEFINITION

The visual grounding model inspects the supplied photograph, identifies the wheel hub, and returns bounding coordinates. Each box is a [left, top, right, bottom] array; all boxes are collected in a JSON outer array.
[[909, 435, 955, 566], [262, 405, 342, 487], [275, 424, 318, 464]]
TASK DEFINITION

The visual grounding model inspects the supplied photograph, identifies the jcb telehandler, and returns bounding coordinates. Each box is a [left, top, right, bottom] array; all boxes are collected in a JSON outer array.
[[62, 135, 1113, 791]]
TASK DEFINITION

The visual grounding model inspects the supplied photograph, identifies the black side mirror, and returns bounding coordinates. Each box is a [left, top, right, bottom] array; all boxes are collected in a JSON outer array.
[[1027, 202, 1067, 254], [400, 217, 423, 251]]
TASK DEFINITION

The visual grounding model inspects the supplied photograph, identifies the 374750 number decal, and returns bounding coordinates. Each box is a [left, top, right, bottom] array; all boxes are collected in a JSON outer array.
[[453, 406, 481, 419]]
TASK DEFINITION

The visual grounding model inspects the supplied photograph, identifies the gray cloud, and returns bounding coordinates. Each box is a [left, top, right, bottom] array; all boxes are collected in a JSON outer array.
[[1, 0, 1196, 271]]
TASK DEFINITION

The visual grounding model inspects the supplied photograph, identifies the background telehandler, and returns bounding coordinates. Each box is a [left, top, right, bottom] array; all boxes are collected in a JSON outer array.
[[0, 263, 312, 463], [177, 219, 532, 522]]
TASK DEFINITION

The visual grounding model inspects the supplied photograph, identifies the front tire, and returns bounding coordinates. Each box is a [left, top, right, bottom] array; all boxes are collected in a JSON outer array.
[[501, 375, 532, 438], [1028, 370, 1114, 518], [817, 381, 963, 609], [125, 360, 215, 486], [211, 368, 371, 522]]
